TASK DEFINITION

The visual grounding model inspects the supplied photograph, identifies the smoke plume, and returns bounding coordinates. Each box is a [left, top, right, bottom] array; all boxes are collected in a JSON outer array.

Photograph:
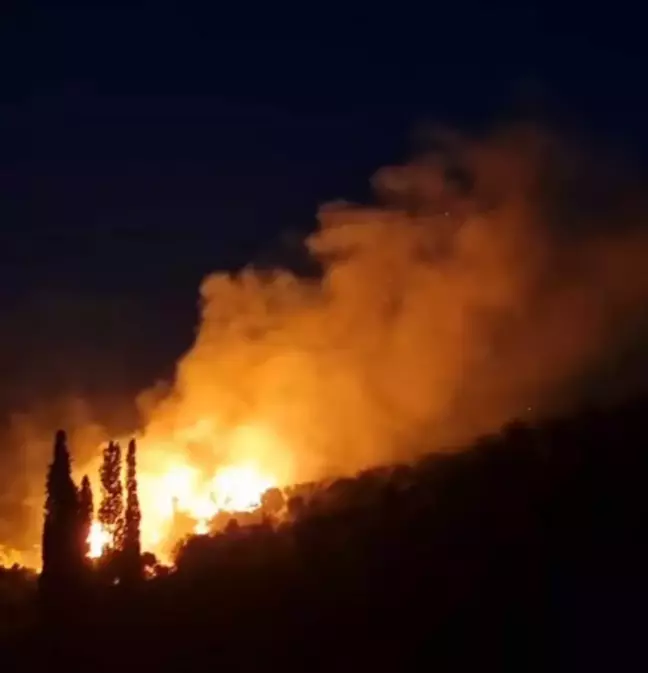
[[136, 124, 648, 482], [3, 122, 648, 564]]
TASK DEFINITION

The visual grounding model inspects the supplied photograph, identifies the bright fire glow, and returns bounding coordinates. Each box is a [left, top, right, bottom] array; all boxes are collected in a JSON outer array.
[[88, 521, 111, 559], [85, 421, 287, 562], [210, 465, 276, 512]]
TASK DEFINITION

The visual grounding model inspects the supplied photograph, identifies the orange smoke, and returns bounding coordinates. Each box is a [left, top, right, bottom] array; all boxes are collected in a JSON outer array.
[[4, 123, 648, 567]]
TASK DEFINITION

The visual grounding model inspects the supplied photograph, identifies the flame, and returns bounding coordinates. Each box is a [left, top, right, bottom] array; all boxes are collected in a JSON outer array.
[[7, 125, 648, 572], [85, 421, 283, 561], [194, 520, 209, 535], [210, 465, 276, 512], [87, 521, 111, 559]]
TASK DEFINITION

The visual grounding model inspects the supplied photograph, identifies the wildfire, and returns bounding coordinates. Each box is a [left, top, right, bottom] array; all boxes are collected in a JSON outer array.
[[210, 465, 276, 512], [85, 423, 283, 563], [160, 462, 278, 538], [88, 521, 111, 559]]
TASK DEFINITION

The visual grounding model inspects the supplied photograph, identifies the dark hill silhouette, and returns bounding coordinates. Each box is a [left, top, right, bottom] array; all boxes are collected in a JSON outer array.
[[1, 393, 647, 672]]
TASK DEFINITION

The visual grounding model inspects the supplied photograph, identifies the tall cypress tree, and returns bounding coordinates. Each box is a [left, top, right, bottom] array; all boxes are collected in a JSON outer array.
[[123, 438, 142, 582], [98, 441, 124, 550], [40, 430, 82, 597], [78, 475, 94, 560]]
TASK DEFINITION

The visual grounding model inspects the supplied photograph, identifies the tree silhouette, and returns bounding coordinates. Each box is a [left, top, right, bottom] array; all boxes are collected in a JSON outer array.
[[40, 430, 82, 599], [261, 487, 285, 517], [98, 441, 124, 551], [78, 475, 94, 560], [123, 439, 142, 582]]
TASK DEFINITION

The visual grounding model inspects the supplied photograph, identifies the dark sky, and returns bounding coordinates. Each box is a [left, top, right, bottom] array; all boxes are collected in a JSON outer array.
[[2, 3, 647, 421]]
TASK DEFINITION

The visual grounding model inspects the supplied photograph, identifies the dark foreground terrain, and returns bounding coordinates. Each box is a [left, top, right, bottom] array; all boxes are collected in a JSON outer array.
[[2, 395, 647, 672]]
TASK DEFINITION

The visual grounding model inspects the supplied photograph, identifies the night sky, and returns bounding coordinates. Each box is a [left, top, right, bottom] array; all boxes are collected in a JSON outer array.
[[2, 4, 648, 424]]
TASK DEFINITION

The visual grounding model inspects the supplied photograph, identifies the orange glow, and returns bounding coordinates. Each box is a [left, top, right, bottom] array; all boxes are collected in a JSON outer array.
[[85, 421, 284, 561], [12, 124, 644, 575], [209, 465, 276, 512], [87, 521, 111, 559]]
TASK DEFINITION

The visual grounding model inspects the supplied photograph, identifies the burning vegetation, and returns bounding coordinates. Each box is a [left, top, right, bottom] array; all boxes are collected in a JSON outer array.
[[40, 427, 289, 585], [3, 124, 648, 568], [86, 438, 279, 564], [2, 123, 648, 672]]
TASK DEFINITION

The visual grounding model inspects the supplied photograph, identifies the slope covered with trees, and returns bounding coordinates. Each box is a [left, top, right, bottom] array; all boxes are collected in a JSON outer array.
[[1, 395, 647, 672]]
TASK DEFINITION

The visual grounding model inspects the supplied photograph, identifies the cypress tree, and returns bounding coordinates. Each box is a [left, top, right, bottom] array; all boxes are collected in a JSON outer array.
[[78, 475, 94, 560], [40, 430, 82, 598], [123, 438, 142, 582], [98, 441, 124, 551]]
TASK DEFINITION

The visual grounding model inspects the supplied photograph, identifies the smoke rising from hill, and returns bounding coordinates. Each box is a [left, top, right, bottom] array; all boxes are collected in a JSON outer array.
[[140, 124, 648, 474], [3, 123, 648, 565]]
